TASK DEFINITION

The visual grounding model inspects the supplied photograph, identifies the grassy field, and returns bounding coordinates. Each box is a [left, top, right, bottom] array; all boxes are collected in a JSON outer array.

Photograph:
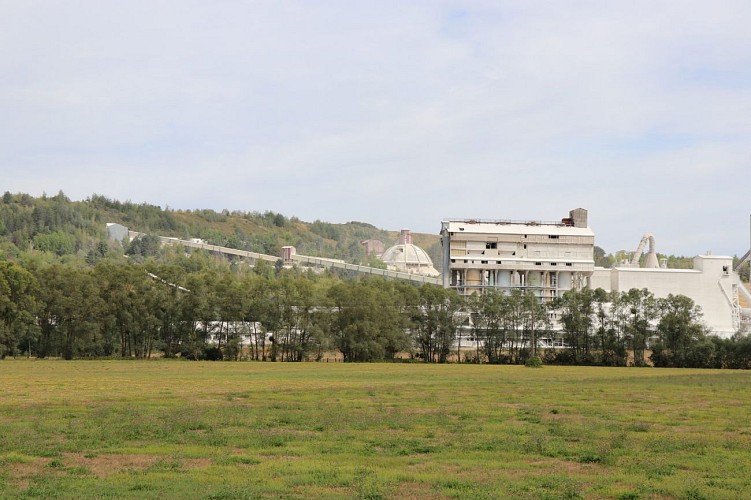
[[1, 361, 750, 499]]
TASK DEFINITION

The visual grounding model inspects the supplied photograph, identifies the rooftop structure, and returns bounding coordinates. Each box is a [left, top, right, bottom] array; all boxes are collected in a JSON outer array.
[[360, 239, 385, 257]]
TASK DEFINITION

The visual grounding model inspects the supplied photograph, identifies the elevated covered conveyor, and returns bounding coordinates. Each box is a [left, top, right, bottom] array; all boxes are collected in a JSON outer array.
[[129, 232, 441, 286]]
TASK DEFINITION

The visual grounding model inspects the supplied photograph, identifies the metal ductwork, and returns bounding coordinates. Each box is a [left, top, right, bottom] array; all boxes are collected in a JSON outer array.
[[631, 233, 659, 268]]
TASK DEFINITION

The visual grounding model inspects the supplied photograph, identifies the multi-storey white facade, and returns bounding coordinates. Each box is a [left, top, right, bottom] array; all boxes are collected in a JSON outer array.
[[441, 209, 595, 300]]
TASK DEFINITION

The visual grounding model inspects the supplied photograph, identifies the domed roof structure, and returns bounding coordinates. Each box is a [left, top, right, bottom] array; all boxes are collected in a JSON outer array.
[[381, 229, 440, 277]]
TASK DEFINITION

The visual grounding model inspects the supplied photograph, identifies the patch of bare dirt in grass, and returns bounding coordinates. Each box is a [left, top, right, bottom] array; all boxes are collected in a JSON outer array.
[[6, 454, 118, 489], [56, 453, 214, 477], [181, 457, 212, 469], [8, 460, 43, 477], [64, 452, 160, 477], [8, 459, 46, 489]]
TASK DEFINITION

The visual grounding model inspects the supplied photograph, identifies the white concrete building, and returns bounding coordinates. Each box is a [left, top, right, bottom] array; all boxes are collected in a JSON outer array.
[[592, 255, 748, 337], [441, 209, 595, 300]]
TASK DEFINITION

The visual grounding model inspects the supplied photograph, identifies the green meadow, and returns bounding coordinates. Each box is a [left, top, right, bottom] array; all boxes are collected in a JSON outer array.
[[1, 361, 750, 499]]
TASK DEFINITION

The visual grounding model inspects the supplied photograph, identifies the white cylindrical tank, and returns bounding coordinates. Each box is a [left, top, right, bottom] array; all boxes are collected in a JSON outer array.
[[466, 269, 482, 286], [497, 271, 511, 287], [558, 272, 572, 290], [528, 272, 542, 287]]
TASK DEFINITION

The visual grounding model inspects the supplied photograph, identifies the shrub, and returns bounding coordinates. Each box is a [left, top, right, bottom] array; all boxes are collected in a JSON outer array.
[[525, 356, 543, 368], [204, 347, 223, 361]]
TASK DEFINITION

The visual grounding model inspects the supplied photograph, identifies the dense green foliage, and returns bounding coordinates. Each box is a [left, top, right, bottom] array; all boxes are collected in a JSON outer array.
[[594, 245, 695, 269], [2, 251, 749, 368], [465, 287, 751, 368], [0, 248, 467, 362], [0, 191, 437, 267], [735, 256, 750, 282], [545, 288, 751, 368]]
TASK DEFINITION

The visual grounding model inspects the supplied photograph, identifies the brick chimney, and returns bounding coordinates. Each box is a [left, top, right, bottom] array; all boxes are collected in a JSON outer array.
[[399, 229, 413, 245]]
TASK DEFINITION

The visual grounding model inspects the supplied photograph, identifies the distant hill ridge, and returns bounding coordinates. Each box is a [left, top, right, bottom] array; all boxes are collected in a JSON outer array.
[[0, 191, 442, 267]]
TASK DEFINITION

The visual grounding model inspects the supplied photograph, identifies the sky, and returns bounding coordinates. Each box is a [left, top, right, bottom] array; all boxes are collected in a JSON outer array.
[[1, 1, 750, 256]]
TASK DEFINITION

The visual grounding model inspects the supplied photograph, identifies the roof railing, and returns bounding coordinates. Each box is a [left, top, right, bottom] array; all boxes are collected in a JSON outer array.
[[442, 218, 572, 227]]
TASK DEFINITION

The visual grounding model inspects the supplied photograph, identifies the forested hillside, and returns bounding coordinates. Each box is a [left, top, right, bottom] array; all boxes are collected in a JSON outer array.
[[0, 191, 442, 267]]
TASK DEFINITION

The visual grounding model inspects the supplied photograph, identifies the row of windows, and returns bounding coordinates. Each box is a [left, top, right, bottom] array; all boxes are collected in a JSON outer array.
[[467, 234, 588, 241], [480, 234, 560, 241], [451, 259, 574, 267]]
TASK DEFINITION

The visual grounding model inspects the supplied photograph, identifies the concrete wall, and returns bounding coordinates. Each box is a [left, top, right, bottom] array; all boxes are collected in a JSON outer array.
[[589, 268, 612, 291], [599, 255, 736, 336]]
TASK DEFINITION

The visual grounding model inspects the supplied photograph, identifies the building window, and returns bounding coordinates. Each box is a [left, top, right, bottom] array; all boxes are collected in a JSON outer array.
[[481, 260, 488, 264], [551, 262, 557, 266], [548, 235, 559, 239], [566, 263, 572, 267], [535, 262, 542, 266], [486, 242, 497, 249]]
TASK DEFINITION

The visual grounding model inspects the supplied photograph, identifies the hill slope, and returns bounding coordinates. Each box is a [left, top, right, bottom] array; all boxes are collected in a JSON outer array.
[[0, 191, 442, 269]]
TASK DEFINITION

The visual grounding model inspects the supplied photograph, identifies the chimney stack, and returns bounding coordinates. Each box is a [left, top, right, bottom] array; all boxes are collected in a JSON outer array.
[[399, 229, 413, 245], [569, 208, 588, 228]]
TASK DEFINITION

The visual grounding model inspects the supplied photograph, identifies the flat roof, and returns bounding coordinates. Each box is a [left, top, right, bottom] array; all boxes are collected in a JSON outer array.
[[444, 220, 594, 237], [612, 267, 699, 274]]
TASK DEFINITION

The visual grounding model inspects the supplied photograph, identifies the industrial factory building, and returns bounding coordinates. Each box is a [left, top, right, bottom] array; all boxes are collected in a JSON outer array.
[[591, 254, 748, 337], [440, 209, 595, 300], [441, 209, 750, 337]]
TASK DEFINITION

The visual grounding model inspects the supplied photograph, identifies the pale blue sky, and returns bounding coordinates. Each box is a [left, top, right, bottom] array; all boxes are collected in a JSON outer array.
[[1, 1, 750, 256]]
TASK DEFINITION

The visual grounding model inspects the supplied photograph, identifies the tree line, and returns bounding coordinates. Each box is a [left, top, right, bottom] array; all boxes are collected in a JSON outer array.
[[0, 191, 442, 269], [0, 256, 456, 362], [542, 287, 751, 368], [1, 253, 750, 367]]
